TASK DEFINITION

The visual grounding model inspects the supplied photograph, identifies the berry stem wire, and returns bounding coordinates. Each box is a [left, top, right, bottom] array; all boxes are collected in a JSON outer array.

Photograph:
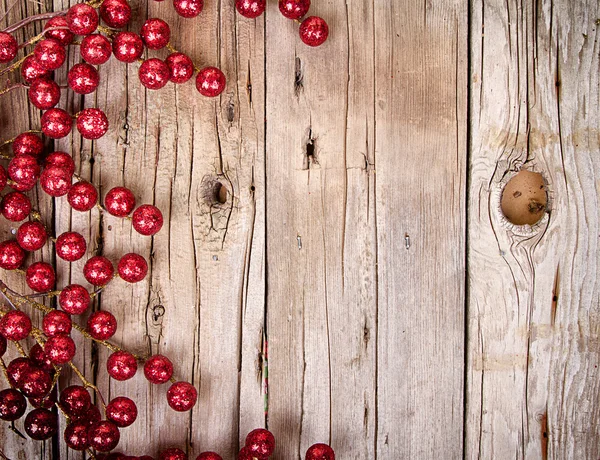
[[1, 10, 66, 33]]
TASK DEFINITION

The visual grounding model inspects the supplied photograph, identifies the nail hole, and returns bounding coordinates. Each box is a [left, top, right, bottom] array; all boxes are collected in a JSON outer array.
[[250, 185, 256, 192]]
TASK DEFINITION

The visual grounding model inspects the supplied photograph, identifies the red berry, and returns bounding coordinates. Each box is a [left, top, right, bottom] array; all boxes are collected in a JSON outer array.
[[44, 16, 74, 46], [141, 18, 170, 50], [68, 181, 98, 211], [45, 333, 76, 364], [68, 62, 100, 94], [72, 404, 102, 425], [26, 261, 56, 292], [12, 132, 44, 157], [59, 284, 91, 314], [0, 32, 18, 63], [132, 204, 163, 235], [8, 154, 41, 189], [29, 343, 54, 372], [299, 16, 329, 47], [165, 53, 194, 84], [28, 77, 61, 110], [107, 351, 138, 381], [67, 3, 99, 35], [76, 107, 109, 140], [195, 67, 226, 97], [0, 165, 6, 191], [45, 151, 75, 175], [60, 385, 92, 416], [166, 381, 197, 412], [34, 38, 66, 70], [56, 231, 87, 261], [40, 165, 72, 197], [237, 447, 254, 460], [100, 0, 132, 29], [19, 367, 52, 398], [118, 253, 148, 283], [83, 255, 114, 286], [278, 0, 310, 19], [41, 108, 73, 139], [0, 310, 31, 341], [235, 0, 265, 18], [1, 192, 32, 222], [143, 354, 173, 384], [172, 0, 203, 18], [88, 420, 120, 452], [24, 408, 58, 440], [139, 58, 170, 90], [21, 56, 52, 83], [106, 396, 137, 427], [80, 33, 112, 64], [0, 240, 26, 269], [28, 385, 58, 409], [159, 448, 187, 460], [0, 388, 27, 421], [65, 420, 91, 450], [6, 358, 35, 387], [87, 310, 117, 340], [305, 443, 335, 460], [112, 32, 144, 63], [105, 186, 136, 217], [196, 453, 222, 460], [245, 428, 275, 458], [43, 310, 72, 337]]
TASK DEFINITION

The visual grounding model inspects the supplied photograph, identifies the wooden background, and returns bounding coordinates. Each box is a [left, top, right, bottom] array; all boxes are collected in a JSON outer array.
[[1, 0, 599, 458]]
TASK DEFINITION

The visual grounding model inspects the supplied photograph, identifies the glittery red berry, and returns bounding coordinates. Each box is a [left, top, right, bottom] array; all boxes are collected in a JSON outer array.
[[112, 31, 144, 63], [83, 255, 114, 286], [29, 344, 54, 372], [245, 428, 275, 458], [165, 53, 194, 84], [45, 151, 75, 175], [278, 0, 310, 19], [118, 253, 148, 283], [299, 16, 329, 47], [6, 357, 34, 387], [100, 0, 132, 29], [19, 367, 52, 398], [0, 165, 6, 192], [25, 408, 58, 440], [26, 261, 56, 292], [64, 420, 91, 451], [173, 0, 203, 18], [68, 181, 98, 211], [80, 33, 112, 64], [196, 453, 222, 460], [106, 396, 137, 427], [8, 154, 41, 189], [87, 310, 117, 340], [41, 108, 73, 139], [107, 350, 138, 381], [159, 448, 187, 460], [76, 107, 109, 140], [12, 132, 44, 157], [40, 165, 72, 197], [139, 58, 170, 90], [195, 67, 226, 97], [235, 0, 265, 18], [132, 204, 163, 235], [56, 231, 87, 262], [141, 18, 170, 50], [0, 388, 27, 421], [34, 38, 66, 70], [28, 77, 61, 110], [68, 63, 100, 94], [0, 310, 32, 341], [305, 443, 335, 460], [67, 3, 99, 35], [237, 447, 254, 460], [166, 381, 197, 412], [105, 186, 136, 216], [43, 310, 72, 337], [88, 420, 120, 452], [0, 32, 18, 63], [72, 404, 101, 425], [44, 333, 76, 364], [59, 284, 91, 314], [21, 56, 52, 83], [1, 192, 32, 222], [0, 240, 26, 270], [144, 354, 173, 384], [44, 16, 74, 46], [60, 385, 92, 416]]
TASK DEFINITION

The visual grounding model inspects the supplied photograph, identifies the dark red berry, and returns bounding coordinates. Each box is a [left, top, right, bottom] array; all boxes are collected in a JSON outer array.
[[45, 151, 75, 175], [87, 310, 117, 340], [68, 181, 98, 211], [159, 448, 187, 460], [299, 16, 329, 47], [106, 396, 137, 427], [29, 343, 54, 372], [100, 0, 131, 29], [165, 53, 194, 84], [172, 0, 203, 18], [141, 18, 170, 50], [44, 334, 76, 364], [34, 38, 66, 70], [143, 354, 173, 384], [117, 253, 148, 283], [25, 261, 56, 292], [235, 0, 265, 18], [0, 240, 26, 270], [67, 3, 99, 35], [59, 284, 91, 315], [44, 16, 74, 46], [28, 77, 61, 110], [19, 367, 52, 398], [80, 33, 112, 64], [1, 192, 32, 222], [68, 62, 100, 94], [196, 453, 222, 460], [112, 32, 143, 63], [12, 132, 44, 157], [245, 428, 275, 458], [0, 388, 27, 421], [40, 165, 72, 197], [305, 443, 335, 460], [41, 108, 73, 139], [237, 447, 254, 460], [0, 310, 32, 341], [195, 67, 226, 97], [139, 58, 170, 90], [43, 310, 72, 337], [278, 0, 310, 19], [107, 351, 137, 381], [8, 154, 41, 189], [76, 107, 109, 140], [17, 221, 47, 251], [132, 204, 163, 235], [105, 186, 136, 217], [56, 231, 87, 262], [21, 56, 52, 83], [72, 404, 102, 425], [24, 408, 58, 440], [0, 32, 18, 63], [60, 385, 92, 416], [166, 381, 197, 412], [6, 358, 35, 387], [88, 420, 120, 452], [83, 256, 114, 286], [65, 420, 91, 450]]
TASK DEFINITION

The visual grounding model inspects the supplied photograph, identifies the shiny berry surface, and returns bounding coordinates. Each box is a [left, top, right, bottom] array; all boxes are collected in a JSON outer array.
[[8, 154, 41, 189], [41, 108, 72, 139], [139, 58, 170, 90], [245, 428, 275, 458], [167, 381, 197, 412], [73, 404, 102, 425], [165, 53, 194, 84], [25, 408, 58, 440], [106, 396, 137, 427], [68, 62, 100, 94], [87, 310, 117, 340], [44, 333, 76, 364], [278, 0, 310, 19], [88, 420, 120, 452], [235, 0, 265, 18], [45, 151, 75, 175], [65, 420, 91, 450], [100, 0, 132, 29], [107, 351, 138, 381], [237, 447, 254, 460], [0, 310, 31, 341], [56, 231, 87, 262], [26, 261, 56, 292], [81, 33, 112, 64], [196, 453, 222, 460], [77, 107, 109, 140], [29, 344, 54, 372], [28, 78, 61, 109], [19, 367, 52, 398], [305, 443, 335, 460], [173, 0, 203, 18], [132, 204, 164, 235], [34, 38, 66, 70], [59, 284, 91, 314], [159, 448, 187, 460], [60, 385, 92, 416], [0, 32, 18, 63], [43, 309, 72, 337], [12, 132, 44, 157], [196, 67, 226, 97], [68, 181, 98, 211], [0, 240, 26, 269], [118, 253, 148, 283], [0, 388, 27, 421], [6, 357, 34, 387], [67, 3, 99, 35], [83, 255, 114, 286], [141, 18, 170, 50], [1, 191, 32, 222], [40, 165, 72, 197], [144, 354, 173, 384], [105, 186, 136, 216], [44, 16, 74, 45], [21, 56, 52, 83], [299, 16, 329, 47], [112, 32, 144, 63]]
